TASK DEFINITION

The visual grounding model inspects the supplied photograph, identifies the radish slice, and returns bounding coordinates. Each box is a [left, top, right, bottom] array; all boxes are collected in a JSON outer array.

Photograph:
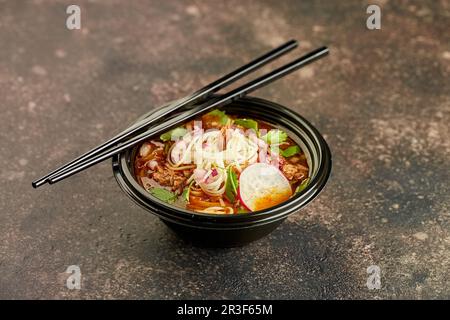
[[239, 163, 293, 211]]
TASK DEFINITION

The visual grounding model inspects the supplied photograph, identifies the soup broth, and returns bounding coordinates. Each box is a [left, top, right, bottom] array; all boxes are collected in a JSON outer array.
[[134, 109, 309, 214]]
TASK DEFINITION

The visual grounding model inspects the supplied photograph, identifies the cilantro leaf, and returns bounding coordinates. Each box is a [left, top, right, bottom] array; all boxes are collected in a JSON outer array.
[[206, 109, 229, 125], [234, 119, 258, 132], [149, 188, 177, 203]]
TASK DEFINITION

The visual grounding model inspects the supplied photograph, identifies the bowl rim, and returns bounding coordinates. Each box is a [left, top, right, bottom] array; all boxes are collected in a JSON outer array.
[[112, 96, 332, 225]]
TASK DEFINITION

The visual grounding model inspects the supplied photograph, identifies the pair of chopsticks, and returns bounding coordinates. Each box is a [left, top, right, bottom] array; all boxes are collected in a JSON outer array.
[[32, 40, 329, 188]]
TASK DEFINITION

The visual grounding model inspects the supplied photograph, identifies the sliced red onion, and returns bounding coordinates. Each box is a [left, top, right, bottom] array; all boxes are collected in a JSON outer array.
[[268, 152, 283, 168], [193, 168, 207, 184], [257, 139, 267, 148], [150, 140, 164, 148], [139, 142, 151, 157], [170, 140, 187, 164], [147, 160, 158, 170]]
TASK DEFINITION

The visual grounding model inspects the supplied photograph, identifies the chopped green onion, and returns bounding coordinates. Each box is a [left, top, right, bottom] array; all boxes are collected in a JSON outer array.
[[225, 166, 238, 203], [160, 127, 187, 142], [261, 129, 288, 144], [182, 181, 194, 203], [295, 178, 310, 194], [181, 189, 188, 202], [280, 145, 301, 158], [237, 207, 250, 213]]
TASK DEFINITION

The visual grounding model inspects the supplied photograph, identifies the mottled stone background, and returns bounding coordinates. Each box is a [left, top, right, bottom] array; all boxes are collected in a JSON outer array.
[[1, 0, 449, 299]]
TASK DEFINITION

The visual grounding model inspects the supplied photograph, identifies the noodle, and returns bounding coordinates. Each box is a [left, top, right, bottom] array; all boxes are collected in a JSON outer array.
[[134, 110, 309, 214]]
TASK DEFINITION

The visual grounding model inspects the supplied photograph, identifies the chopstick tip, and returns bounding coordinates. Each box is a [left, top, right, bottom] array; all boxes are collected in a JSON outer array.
[[31, 179, 47, 188]]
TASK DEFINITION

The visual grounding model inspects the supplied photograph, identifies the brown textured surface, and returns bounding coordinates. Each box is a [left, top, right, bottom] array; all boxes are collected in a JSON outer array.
[[1, 0, 449, 299]]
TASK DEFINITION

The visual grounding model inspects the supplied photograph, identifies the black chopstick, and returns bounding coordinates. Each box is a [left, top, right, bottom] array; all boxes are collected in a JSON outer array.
[[47, 46, 329, 185], [32, 40, 298, 188]]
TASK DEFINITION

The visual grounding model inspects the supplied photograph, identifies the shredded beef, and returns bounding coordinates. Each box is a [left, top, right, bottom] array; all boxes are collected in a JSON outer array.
[[152, 165, 190, 192], [281, 163, 308, 183]]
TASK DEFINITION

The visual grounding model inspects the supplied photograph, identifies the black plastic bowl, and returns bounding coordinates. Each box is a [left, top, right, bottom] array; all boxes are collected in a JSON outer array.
[[112, 96, 331, 247]]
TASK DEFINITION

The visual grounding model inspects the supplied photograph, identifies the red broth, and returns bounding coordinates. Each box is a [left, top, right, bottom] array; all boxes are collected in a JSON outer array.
[[134, 110, 309, 214]]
